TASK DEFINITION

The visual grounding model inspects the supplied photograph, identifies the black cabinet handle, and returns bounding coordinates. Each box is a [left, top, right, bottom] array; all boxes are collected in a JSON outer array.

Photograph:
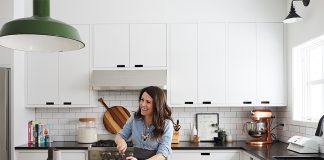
[[243, 101, 252, 104], [46, 102, 54, 105], [202, 101, 211, 104], [134, 65, 143, 67], [201, 153, 210, 156], [63, 102, 72, 105], [117, 65, 125, 67], [184, 101, 193, 104], [261, 101, 270, 104]]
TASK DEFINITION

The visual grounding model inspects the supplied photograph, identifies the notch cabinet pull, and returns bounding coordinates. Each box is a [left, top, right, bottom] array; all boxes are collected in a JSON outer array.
[[261, 101, 270, 104], [46, 102, 54, 105], [117, 65, 125, 67], [63, 102, 72, 105], [201, 153, 210, 156], [134, 65, 143, 67], [184, 101, 193, 104], [243, 101, 252, 104], [202, 101, 211, 104]]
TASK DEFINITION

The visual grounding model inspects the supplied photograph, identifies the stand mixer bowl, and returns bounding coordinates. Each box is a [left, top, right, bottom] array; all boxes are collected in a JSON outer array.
[[245, 121, 266, 138]]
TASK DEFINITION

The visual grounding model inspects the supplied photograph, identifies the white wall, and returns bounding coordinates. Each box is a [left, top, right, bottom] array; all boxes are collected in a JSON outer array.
[[24, 0, 286, 23], [276, 0, 324, 142]]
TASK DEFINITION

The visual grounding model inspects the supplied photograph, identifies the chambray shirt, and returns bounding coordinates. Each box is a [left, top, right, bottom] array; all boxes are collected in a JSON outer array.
[[118, 115, 173, 158]]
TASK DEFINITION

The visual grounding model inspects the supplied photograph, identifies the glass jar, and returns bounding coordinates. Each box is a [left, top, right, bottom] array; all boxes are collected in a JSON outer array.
[[77, 118, 98, 143]]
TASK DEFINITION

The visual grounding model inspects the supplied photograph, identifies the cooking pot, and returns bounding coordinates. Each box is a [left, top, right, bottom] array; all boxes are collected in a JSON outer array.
[[244, 121, 266, 137]]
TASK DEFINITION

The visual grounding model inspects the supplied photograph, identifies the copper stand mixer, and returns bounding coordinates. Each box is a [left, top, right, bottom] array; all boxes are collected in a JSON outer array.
[[245, 109, 273, 145]]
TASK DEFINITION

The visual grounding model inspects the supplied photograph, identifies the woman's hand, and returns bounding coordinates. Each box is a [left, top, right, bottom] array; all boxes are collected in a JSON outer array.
[[126, 156, 137, 160], [116, 140, 127, 153]]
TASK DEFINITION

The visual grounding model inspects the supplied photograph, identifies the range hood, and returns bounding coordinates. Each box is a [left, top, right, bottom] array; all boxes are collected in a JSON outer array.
[[91, 70, 167, 90]]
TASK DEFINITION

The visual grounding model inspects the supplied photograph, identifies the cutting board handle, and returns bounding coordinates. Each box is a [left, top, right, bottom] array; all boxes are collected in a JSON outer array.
[[98, 97, 110, 110]]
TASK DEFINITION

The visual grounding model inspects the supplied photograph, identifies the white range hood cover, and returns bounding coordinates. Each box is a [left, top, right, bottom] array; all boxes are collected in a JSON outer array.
[[91, 70, 167, 90]]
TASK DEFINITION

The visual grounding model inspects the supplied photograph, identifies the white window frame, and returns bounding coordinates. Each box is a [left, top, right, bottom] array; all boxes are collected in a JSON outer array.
[[292, 36, 324, 123]]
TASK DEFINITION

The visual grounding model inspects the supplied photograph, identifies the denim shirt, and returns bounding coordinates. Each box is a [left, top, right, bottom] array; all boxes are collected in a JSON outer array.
[[118, 115, 173, 158]]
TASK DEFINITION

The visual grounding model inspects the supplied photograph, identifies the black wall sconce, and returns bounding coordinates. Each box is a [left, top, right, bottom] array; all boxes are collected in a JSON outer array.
[[283, 0, 310, 23]]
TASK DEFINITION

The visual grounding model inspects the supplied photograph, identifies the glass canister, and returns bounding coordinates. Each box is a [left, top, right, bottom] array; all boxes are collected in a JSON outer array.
[[77, 118, 98, 143]]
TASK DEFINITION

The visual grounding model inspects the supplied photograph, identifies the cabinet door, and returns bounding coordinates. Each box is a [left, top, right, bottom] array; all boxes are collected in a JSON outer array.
[[228, 23, 257, 105], [15, 151, 47, 160], [130, 24, 167, 67], [257, 23, 286, 106], [61, 150, 88, 160], [169, 24, 197, 105], [210, 152, 240, 160], [93, 24, 129, 68], [170, 150, 240, 160], [16, 150, 87, 160], [59, 25, 90, 105], [198, 23, 226, 105], [170, 152, 207, 160], [27, 53, 59, 105]]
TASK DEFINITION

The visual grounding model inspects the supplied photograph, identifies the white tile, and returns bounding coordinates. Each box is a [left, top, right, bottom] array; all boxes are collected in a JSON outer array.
[[47, 108, 59, 112], [196, 107, 208, 112], [59, 108, 70, 112], [80, 108, 93, 112], [76, 113, 87, 118], [35, 113, 42, 118], [219, 107, 231, 111], [53, 136, 64, 141], [52, 113, 64, 119], [230, 107, 242, 111], [47, 119, 59, 124], [64, 136, 76, 141], [185, 107, 196, 112], [224, 112, 236, 118], [70, 108, 81, 112], [59, 130, 69, 135], [64, 113, 76, 118]]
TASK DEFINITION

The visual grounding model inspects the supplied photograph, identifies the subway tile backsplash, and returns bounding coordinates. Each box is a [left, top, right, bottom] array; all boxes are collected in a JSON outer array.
[[35, 91, 285, 142]]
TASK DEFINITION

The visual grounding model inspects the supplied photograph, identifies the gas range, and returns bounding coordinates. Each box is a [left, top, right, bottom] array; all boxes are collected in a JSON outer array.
[[89, 140, 134, 160]]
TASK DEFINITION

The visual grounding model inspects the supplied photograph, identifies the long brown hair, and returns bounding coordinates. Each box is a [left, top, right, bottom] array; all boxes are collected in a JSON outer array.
[[134, 86, 172, 139]]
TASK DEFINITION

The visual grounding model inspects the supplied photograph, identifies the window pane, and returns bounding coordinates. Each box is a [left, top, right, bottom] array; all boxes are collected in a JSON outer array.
[[309, 84, 323, 121], [309, 46, 323, 81]]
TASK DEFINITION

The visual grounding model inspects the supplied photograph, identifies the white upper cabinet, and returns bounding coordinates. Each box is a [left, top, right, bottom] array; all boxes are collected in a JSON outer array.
[[93, 23, 167, 69], [59, 25, 90, 105], [198, 23, 226, 105], [93, 24, 130, 68], [169, 24, 197, 106], [228, 23, 257, 105], [257, 23, 286, 106], [27, 53, 59, 105], [130, 24, 167, 67], [26, 25, 91, 107]]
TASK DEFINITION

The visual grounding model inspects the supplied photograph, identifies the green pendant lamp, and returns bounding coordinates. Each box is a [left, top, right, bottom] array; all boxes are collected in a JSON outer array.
[[0, 0, 85, 52]]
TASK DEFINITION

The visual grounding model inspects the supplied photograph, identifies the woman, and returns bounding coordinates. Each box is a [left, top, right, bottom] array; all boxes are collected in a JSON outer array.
[[115, 86, 173, 160]]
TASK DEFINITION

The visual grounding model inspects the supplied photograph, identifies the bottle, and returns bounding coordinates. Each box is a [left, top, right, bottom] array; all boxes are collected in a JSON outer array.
[[191, 124, 198, 141]]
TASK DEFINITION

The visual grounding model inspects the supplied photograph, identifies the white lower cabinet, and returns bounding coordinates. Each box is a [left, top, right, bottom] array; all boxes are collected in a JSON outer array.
[[241, 151, 261, 160], [15, 150, 88, 160], [169, 150, 241, 160]]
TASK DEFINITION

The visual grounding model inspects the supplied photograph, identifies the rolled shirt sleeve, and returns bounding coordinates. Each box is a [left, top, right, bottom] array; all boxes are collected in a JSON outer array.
[[117, 115, 134, 140], [156, 119, 174, 158]]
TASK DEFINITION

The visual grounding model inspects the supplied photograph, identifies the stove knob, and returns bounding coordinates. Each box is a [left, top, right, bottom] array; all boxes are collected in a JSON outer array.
[[100, 152, 112, 160]]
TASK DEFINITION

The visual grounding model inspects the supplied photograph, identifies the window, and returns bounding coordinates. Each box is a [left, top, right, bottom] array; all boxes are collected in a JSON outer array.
[[292, 36, 324, 122]]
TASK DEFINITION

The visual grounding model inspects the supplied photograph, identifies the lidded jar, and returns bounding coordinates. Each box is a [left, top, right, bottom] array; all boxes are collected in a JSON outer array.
[[77, 118, 98, 143]]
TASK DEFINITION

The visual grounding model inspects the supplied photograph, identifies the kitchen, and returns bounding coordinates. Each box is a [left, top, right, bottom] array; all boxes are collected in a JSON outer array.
[[0, 0, 324, 160]]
